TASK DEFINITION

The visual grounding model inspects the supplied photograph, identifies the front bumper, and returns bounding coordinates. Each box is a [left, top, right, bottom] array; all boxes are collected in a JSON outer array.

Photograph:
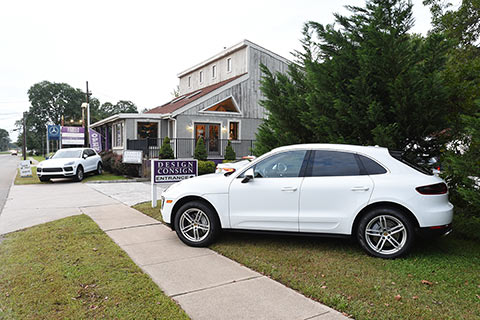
[[37, 166, 75, 178]]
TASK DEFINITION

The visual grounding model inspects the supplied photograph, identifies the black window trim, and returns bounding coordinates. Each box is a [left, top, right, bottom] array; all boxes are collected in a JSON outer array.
[[356, 153, 389, 175]]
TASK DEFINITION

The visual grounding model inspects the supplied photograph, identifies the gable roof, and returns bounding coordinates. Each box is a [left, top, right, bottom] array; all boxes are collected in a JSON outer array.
[[146, 74, 245, 115]]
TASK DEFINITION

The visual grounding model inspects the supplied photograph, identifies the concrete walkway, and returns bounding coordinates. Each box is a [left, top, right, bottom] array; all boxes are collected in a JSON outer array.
[[81, 203, 347, 320], [86, 181, 171, 206], [0, 182, 118, 235]]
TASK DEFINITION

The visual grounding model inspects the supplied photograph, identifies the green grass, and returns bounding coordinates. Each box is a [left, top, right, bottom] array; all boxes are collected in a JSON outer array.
[[30, 155, 46, 163], [14, 168, 128, 185], [134, 201, 480, 320], [82, 172, 128, 183], [14, 167, 40, 185], [0, 215, 189, 320]]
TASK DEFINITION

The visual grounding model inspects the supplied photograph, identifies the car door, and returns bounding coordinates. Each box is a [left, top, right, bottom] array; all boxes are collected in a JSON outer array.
[[299, 150, 374, 234], [86, 149, 98, 172], [228, 150, 308, 232]]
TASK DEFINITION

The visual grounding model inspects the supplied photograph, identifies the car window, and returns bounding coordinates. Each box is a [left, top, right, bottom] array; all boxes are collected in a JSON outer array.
[[82, 150, 89, 158], [253, 150, 307, 178], [87, 149, 95, 157], [52, 149, 82, 159], [307, 150, 361, 177], [357, 155, 387, 175]]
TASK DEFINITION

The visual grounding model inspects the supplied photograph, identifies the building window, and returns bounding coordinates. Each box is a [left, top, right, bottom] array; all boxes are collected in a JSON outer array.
[[227, 58, 232, 72], [188, 76, 191, 87], [229, 121, 239, 140], [199, 70, 204, 83], [137, 122, 158, 139], [113, 122, 124, 148], [212, 65, 217, 78]]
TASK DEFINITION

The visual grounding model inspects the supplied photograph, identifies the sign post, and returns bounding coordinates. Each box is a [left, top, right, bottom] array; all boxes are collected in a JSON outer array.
[[150, 159, 198, 208]]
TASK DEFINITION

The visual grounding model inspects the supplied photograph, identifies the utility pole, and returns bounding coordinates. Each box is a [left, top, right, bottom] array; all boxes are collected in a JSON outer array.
[[23, 112, 27, 160], [84, 81, 92, 147]]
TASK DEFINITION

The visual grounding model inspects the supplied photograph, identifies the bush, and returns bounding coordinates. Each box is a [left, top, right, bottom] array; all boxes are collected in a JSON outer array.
[[159, 137, 174, 159], [194, 137, 207, 161], [101, 151, 139, 177], [224, 140, 236, 160], [197, 160, 215, 175]]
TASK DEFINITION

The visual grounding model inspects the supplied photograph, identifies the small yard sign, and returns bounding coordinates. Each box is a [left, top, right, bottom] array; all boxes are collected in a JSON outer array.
[[150, 159, 198, 207], [123, 150, 143, 164], [19, 160, 32, 177]]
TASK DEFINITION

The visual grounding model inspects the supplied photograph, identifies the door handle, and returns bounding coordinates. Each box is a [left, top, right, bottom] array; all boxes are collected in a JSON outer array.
[[351, 186, 370, 192], [281, 187, 298, 192]]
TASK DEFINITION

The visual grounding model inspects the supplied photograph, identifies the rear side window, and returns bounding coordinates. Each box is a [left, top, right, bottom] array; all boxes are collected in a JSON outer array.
[[307, 150, 361, 177], [389, 150, 433, 175], [357, 155, 387, 175]]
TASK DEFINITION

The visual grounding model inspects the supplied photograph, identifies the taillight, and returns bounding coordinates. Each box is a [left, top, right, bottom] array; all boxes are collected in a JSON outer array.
[[416, 182, 448, 195]]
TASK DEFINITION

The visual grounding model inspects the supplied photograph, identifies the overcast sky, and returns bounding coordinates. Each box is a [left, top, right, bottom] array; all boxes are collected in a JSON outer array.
[[0, 0, 433, 141]]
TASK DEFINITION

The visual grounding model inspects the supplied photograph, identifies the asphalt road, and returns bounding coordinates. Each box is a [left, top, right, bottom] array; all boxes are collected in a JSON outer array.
[[0, 154, 20, 215]]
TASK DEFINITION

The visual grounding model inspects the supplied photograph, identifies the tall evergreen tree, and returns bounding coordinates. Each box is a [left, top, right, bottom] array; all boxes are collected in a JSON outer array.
[[255, 0, 454, 162]]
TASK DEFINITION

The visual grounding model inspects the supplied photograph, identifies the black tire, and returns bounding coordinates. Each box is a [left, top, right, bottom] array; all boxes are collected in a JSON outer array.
[[357, 207, 414, 259], [96, 162, 103, 175], [74, 166, 84, 182], [39, 176, 50, 182], [174, 201, 220, 247]]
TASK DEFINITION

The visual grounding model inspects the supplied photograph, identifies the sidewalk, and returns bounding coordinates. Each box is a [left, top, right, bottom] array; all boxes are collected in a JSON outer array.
[[81, 203, 348, 320], [1, 181, 348, 319]]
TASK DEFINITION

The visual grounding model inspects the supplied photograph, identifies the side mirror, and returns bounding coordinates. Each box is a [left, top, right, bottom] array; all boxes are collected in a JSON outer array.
[[241, 168, 254, 183], [83, 154, 88, 159]]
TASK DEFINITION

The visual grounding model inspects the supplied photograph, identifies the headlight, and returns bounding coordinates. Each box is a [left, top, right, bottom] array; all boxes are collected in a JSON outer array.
[[64, 161, 75, 166]]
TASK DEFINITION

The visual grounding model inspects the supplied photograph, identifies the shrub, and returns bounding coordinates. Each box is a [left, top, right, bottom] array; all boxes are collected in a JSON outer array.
[[159, 137, 174, 159], [197, 160, 215, 175], [224, 140, 236, 160], [194, 137, 207, 161], [101, 151, 140, 177]]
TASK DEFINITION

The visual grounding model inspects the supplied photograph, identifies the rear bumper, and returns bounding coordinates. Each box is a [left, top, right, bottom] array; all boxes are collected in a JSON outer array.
[[417, 224, 452, 238]]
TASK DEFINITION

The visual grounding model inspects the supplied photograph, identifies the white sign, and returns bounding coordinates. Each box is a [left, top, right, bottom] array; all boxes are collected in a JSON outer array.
[[19, 160, 32, 177], [123, 150, 143, 164]]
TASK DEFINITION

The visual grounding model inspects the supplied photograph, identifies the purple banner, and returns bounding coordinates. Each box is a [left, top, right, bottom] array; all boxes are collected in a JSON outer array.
[[152, 159, 198, 183], [61, 126, 85, 145], [89, 128, 103, 153]]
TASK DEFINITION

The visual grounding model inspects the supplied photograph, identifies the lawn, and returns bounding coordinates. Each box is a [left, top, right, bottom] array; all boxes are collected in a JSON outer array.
[[82, 172, 128, 183], [14, 167, 40, 185], [134, 201, 480, 320], [14, 168, 128, 185], [0, 215, 189, 319]]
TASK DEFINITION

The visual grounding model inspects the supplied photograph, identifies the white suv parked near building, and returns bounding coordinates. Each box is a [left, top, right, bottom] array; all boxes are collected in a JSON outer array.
[[160, 144, 453, 259], [37, 148, 102, 182]]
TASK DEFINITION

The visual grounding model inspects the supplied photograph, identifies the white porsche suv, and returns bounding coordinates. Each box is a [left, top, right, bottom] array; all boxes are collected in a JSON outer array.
[[37, 148, 102, 182], [160, 144, 453, 259]]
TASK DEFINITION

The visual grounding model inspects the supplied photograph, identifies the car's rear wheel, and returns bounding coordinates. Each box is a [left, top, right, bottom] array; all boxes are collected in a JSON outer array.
[[39, 176, 50, 182], [96, 162, 103, 175], [174, 201, 219, 247], [357, 207, 414, 259], [74, 166, 84, 182]]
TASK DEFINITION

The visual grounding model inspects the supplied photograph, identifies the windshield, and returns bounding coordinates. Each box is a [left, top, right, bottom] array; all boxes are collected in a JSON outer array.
[[52, 149, 82, 159]]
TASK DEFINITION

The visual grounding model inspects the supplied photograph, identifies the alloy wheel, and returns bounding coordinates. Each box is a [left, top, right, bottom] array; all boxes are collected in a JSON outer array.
[[364, 215, 407, 255], [179, 208, 211, 242]]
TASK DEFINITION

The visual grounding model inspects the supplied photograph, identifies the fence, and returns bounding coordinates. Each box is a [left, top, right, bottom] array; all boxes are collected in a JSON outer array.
[[127, 138, 256, 159]]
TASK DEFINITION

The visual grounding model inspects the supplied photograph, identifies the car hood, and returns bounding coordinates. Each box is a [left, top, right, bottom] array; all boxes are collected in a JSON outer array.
[[38, 158, 79, 168], [164, 173, 232, 196]]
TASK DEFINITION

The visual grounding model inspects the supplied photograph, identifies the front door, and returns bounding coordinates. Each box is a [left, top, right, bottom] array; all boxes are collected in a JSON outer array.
[[195, 123, 220, 155], [229, 150, 308, 231]]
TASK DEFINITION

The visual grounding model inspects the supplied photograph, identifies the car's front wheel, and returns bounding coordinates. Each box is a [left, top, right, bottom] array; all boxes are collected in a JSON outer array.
[[174, 201, 219, 247], [96, 162, 103, 175], [357, 207, 414, 259], [74, 166, 84, 182]]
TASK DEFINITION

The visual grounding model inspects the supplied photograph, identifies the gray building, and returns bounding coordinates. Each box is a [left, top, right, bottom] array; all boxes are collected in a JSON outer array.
[[91, 40, 290, 160]]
